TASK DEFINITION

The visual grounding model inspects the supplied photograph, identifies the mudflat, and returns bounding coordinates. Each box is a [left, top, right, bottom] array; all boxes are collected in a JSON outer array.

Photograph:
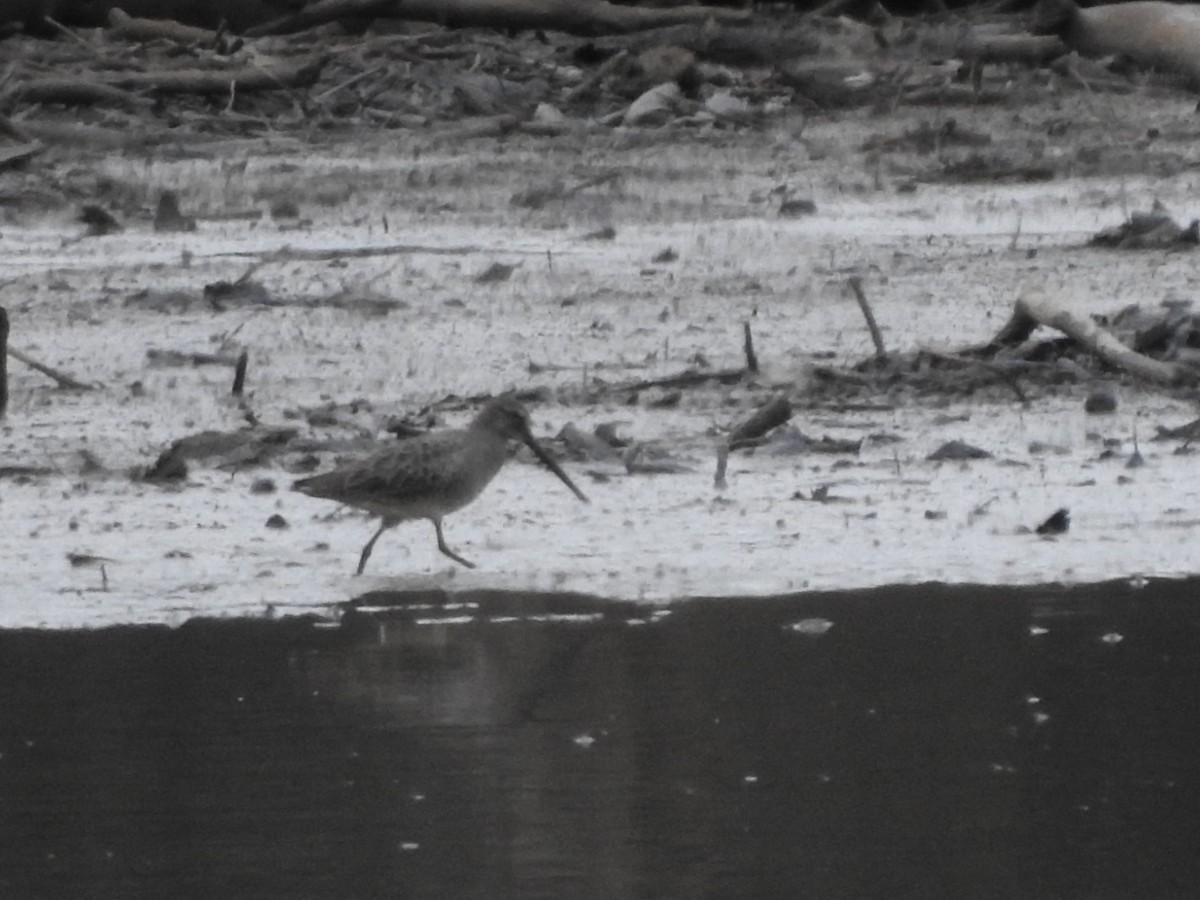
[[3, 68, 1200, 627]]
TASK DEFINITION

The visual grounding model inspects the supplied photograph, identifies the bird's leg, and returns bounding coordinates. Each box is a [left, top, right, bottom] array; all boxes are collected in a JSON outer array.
[[432, 518, 476, 569], [356, 517, 398, 576]]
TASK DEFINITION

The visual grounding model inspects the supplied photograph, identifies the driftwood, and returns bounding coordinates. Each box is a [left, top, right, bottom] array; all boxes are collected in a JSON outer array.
[[4, 78, 150, 110], [107, 7, 222, 44], [919, 348, 1029, 404], [564, 50, 630, 103], [589, 21, 821, 65], [956, 33, 1065, 65], [604, 367, 746, 395], [8, 120, 169, 150], [728, 394, 793, 450], [374, 0, 751, 36], [105, 56, 326, 95], [996, 290, 1191, 385], [1036, 0, 1200, 88]]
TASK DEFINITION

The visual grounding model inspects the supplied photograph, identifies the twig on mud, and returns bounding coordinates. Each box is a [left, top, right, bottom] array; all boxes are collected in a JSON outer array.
[[205, 242, 485, 263], [920, 348, 1030, 404], [564, 49, 630, 103], [43, 15, 93, 50], [314, 64, 386, 104], [105, 56, 327, 96], [848, 276, 887, 361], [603, 367, 746, 395], [7, 347, 96, 391], [9, 78, 150, 111]]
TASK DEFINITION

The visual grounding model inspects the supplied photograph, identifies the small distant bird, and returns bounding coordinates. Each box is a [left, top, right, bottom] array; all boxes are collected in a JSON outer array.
[[294, 396, 588, 575]]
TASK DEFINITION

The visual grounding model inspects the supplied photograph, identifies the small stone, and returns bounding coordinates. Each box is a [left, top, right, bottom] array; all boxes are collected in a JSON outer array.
[[705, 89, 751, 121], [250, 478, 277, 495], [1084, 390, 1117, 414], [154, 191, 197, 233], [270, 198, 301, 219], [779, 198, 818, 217], [475, 262, 516, 284], [1035, 508, 1070, 535], [79, 204, 122, 236], [785, 617, 834, 636], [927, 440, 992, 461], [533, 103, 565, 124], [265, 514, 289, 530]]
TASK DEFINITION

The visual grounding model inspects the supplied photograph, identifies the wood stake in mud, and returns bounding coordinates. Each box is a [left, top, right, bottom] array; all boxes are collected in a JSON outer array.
[[0, 307, 8, 418], [743, 321, 759, 374], [848, 277, 887, 361], [232, 349, 249, 397]]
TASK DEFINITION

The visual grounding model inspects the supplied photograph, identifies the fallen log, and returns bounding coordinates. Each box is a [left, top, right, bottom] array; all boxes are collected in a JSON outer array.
[[107, 7, 222, 44], [955, 33, 1065, 65], [997, 290, 1191, 385], [4, 78, 150, 111], [590, 21, 821, 65], [1036, 0, 1200, 88], [387, 0, 751, 36]]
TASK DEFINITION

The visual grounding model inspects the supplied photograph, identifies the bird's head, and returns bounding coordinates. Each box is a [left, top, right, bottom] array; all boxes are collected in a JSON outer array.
[[473, 396, 589, 503]]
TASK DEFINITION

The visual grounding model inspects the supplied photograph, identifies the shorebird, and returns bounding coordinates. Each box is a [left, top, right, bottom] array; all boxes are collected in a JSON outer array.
[[293, 396, 589, 575]]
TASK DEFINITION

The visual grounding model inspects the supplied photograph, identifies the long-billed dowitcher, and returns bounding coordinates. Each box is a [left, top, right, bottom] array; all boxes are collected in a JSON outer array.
[[293, 396, 588, 574]]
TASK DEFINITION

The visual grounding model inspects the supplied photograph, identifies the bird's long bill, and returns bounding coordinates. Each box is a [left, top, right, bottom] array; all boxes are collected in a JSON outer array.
[[521, 431, 589, 503]]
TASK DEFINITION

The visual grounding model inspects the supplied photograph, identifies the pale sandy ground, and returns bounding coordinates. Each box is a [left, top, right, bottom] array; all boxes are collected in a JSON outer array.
[[4, 96, 1200, 628]]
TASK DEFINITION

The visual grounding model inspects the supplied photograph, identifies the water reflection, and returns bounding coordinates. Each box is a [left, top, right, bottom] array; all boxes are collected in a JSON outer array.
[[2, 580, 1200, 899]]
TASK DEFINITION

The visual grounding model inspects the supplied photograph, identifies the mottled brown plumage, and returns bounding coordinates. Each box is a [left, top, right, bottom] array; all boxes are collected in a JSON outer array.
[[294, 397, 588, 574]]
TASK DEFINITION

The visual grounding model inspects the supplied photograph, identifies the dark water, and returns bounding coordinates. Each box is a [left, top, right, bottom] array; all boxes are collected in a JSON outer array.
[[3, 580, 1200, 900]]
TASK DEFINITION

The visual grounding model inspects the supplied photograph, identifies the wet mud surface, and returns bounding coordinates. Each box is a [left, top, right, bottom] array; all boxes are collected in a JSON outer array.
[[5, 110, 1200, 624], [3, 579, 1200, 899]]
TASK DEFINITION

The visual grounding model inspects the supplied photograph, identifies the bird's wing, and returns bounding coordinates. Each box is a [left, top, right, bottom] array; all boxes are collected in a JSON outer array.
[[308, 431, 471, 506]]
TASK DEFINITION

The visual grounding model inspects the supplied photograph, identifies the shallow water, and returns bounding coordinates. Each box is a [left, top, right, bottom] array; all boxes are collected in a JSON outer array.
[[3, 580, 1200, 899]]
